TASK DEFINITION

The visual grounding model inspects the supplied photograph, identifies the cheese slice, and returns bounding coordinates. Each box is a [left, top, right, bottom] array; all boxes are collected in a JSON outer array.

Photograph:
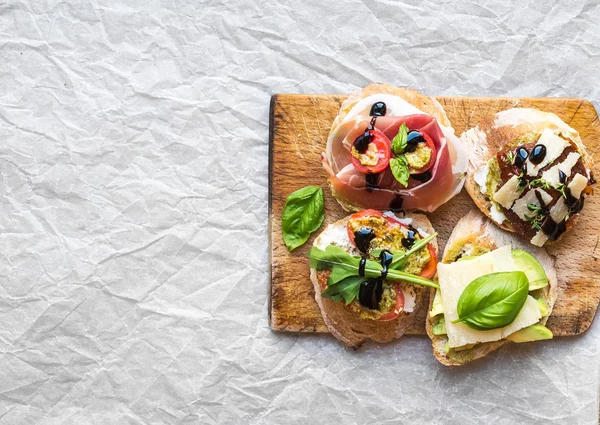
[[540, 152, 581, 188], [474, 163, 490, 195], [550, 198, 569, 223], [437, 245, 542, 348], [511, 189, 553, 221], [530, 231, 549, 247], [526, 129, 570, 176], [490, 202, 507, 224], [568, 173, 588, 199], [493, 175, 522, 209]]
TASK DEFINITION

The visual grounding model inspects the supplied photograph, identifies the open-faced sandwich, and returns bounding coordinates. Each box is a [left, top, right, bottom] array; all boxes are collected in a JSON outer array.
[[426, 210, 557, 366], [462, 108, 595, 246], [322, 84, 468, 212], [309, 209, 439, 348]]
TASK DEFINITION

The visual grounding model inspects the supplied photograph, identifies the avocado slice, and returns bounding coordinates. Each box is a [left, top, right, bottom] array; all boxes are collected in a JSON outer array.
[[536, 298, 549, 317], [506, 323, 553, 343], [432, 317, 446, 335], [430, 289, 443, 317], [512, 249, 548, 290]]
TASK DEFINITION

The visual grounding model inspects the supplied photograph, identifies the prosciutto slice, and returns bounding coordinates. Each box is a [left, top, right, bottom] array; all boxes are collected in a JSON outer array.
[[323, 114, 466, 212]]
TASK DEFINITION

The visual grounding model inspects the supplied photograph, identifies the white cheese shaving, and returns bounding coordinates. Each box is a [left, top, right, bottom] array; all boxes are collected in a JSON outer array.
[[526, 129, 570, 177], [540, 152, 581, 188], [489, 202, 507, 224], [550, 198, 569, 223], [511, 189, 553, 221], [437, 245, 542, 348], [473, 163, 490, 195], [399, 282, 416, 313], [493, 175, 522, 209], [314, 222, 359, 255], [568, 173, 588, 199], [530, 232, 549, 247]]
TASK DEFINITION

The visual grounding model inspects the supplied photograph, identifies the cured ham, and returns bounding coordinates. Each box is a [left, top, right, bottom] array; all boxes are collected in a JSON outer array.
[[324, 102, 468, 212]]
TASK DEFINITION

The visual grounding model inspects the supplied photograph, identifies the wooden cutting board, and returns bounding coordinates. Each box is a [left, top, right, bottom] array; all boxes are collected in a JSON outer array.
[[269, 94, 600, 337]]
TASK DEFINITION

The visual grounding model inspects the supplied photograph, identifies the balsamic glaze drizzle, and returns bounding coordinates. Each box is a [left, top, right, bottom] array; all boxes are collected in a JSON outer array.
[[365, 174, 379, 192], [405, 130, 424, 153], [370, 102, 387, 117], [529, 144, 547, 165], [514, 147, 529, 168], [411, 170, 432, 183], [401, 229, 416, 249], [358, 257, 367, 277], [354, 227, 375, 254], [389, 194, 404, 211]]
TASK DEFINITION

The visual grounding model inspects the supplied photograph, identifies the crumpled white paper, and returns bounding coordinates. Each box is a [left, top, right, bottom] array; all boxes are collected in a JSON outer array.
[[0, 0, 599, 423]]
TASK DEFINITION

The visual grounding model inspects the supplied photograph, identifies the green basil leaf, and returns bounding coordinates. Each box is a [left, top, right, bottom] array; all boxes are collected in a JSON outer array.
[[321, 275, 365, 305], [308, 244, 440, 306], [389, 156, 410, 187], [391, 123, 408, 155], [282, 186, 324, 251], [309, 245, 380, 284], [452, 271, 529, 330]]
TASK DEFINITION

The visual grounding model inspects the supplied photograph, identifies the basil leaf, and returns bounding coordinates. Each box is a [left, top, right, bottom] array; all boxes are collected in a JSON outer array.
[[321, 275, 365, 305], [282, 186, 324, 251], [452, 271, 529, 330], [309, 245, 379, 284], [391, 123, 408, 155], [308, 245, 440, 305], [389, 156, 410, 187]]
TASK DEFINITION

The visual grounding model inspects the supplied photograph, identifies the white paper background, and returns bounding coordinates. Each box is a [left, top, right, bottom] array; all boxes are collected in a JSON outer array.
[[1, 0, 599, 423]]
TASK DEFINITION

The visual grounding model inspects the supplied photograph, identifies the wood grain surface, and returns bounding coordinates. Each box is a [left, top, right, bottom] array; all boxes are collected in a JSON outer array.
[[269, 94, 600, 337]]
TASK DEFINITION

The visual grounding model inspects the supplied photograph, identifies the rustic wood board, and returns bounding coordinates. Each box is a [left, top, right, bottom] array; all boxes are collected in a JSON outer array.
[[269, 94, 600, 337]]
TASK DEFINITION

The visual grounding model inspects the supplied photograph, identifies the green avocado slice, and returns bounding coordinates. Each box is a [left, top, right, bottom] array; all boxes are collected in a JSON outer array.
[[512, 249, 548, 290], [506, 323, 553, 343]]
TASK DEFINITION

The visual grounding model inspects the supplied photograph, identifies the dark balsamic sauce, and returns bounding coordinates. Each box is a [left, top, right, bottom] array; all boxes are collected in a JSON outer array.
[[405, 130, 424, 153], [518, 163, 528, 187], [353, 228, 376, 254], [353, 117, 378, 153], [541, 216, 567, 241], [366, 174, 379, 192], [412, 170, 432, 183], [379, 250, 393, 280], [401, 229, 416, 249], [358, 257, 367, 277], [353, 133, 371, 153], [558, 170, 568, 185], [370, 102, 387, 117], [565, 189, 585, 214], [356, 246, 395, 310], [514, 147, 529, 168], [389, 195, 404, 211], [529, 144, 547, 165], [358, 278, 383, 310]]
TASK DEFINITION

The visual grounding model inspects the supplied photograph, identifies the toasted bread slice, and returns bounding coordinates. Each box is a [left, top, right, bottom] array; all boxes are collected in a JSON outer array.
[[425, 209, 557, 366], [330, 83, 452, 134], [461, 108, 594, 242], [310, 212, 438, 349]]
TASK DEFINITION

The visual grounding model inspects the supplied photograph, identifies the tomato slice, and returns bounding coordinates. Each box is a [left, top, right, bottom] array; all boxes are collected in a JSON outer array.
[[377, 283, 405, 321], [346, 209, 385, 245], [407, 131, 437, 175], [419, 243, 438, 279], [350, 129, 391, 174]]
